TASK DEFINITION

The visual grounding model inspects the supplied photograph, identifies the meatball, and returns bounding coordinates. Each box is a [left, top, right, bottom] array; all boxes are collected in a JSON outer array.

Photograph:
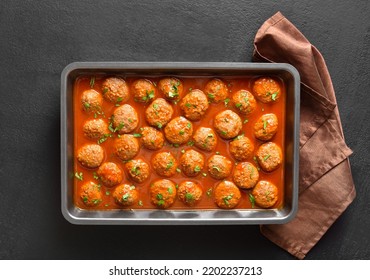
[[193, 127, 217, 152], [164, 116, 193, 145], [112, 104, 139, 134], [229, 135, 254, 161], [179, 149, 204, 177], [80, 181, 102, 207], [83, 118, 109, 140], [152, 152, 177, 177], [77, 144, 104, 168], [113, 184, 139, 207], [113, 134, 140, 161], [125, 159, 150, 183], [102, 77, 129, 103], [214, 110, 242, 139], [97, 162, 123, 187], [179, 89, 209, 121], [158, 77, 183, 101], [214, 181, 241, 209], [256, 142, 282, 172], [207, 155, 232, 180], [254, 113, 278, 141], [178, 181, 203, 206], [253, 77, 282, 103], [204, 79, 228, 103], [81, 89, 103, 113], [140, 126, 164, 150], [132, 79, 156, 103], [252, 180, 278, 208], [232, 90, 257, 115], [232, 162, 259, 189], [150, 179, 177, 209], [145, 98, 174, 129]]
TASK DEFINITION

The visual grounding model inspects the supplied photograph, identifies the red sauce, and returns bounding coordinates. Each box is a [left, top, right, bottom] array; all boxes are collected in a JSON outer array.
[[73, 75, 286, 210]]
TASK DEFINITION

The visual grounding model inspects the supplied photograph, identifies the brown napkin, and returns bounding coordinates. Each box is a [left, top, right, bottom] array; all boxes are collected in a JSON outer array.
[[253, 12, 356, 259]]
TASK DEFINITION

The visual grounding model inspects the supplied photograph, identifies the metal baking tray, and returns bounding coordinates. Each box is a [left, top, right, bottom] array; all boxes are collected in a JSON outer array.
[[61, 62, 300, 225]]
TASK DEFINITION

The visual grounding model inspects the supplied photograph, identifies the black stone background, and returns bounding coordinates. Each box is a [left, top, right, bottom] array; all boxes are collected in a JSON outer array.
[[0, 0, 369, 259]]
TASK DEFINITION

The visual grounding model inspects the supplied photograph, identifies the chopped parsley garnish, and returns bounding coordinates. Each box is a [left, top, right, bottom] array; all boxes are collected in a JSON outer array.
[[189, 87, 192, 91], [185, 102, 192, 108], [235, 103, 242, 108], [202, 172, 207, 177], [208, 93, 215, 99], [233, 133, 245, 141], [263, 154, 271, 161], [187, 122, 191, 129], [115, 97, 123, 107], [74, 172, 83, 181], [224, 98, 230, 106], [206, 188, 212, 197], [168, 91, 179, 98], [215, 151, 220, 155], [82, 196, 88, 202], [187, 140, 194, 146], [93, 172, 99, 180], [156, 122, 163, 129], [263, 119, 268, 130], [168, 187, 173, 194], [176, 168, 181, 173], [116, 122, 125, 132], [157, 200, 165, 206], [194, 165, 201, 172], [97, 133, 110, 144], [105, 191, 110, 196], [102, 87, 108, 94], [221, 131, 227, 136], [131, 166, 141, 175], [185, 193, 194, 202], [179, 130, 185, 135], [89, 76, 95, 88], [172, 143, 180, 148], [128, 118, 133, 123], [181, 149, 185, 154], [122, 194, 130, 201], [166, 160, 174, 170], [244, 119, 249, 124], [223, 194, 234, 206], [138, 200, 143, 206], [142, 90, 155, 101], [92, 199, 101, 205], [156, 193, 163, 200], [133, 133, 142, 138], [83, 102, 91, 109], [271, 92, 278, 101], [249, 194, 256, 208]]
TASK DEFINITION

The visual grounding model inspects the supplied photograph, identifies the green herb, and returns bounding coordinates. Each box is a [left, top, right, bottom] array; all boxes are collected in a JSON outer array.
[[206, 188, 212, 197], [166, 160, 174, 170], [179, 130, 185, 135], [181, 149, 185, 154], [74, 172, 83, 181], [189, 87, 192, 91], [168, 91, 179, 98], [233, 133, 245, 141], [115, 97, 123, 106], [263, 154, 271, 161], [97, 134, 109, 144], [202, 172, 207, 177], [194, 165, 201, 172], [244, 97, 249, 104], [105, 204, 109, 207], [131, 166, 141, 175], [156, 122, 163, 129], [102, 87, 108, 94], [208, 93, 215, 99], [176, 168, 181, 173], [271, 92, 278, 101], [83, 102, 91, 109], [243, 119, 249, 124], [212, 166, 221, 172], [187, 140, 194, 146], [221, 131, 227, 136], [92, 199, 101, 205], [153, 103, 159, 110], [175, 184, 179, 189], [156, 193, 163, 200], [215, 151, 220, 155], [223, 194, 234, 206], [157, 200, 165, 206], [235, 103, 242, 108], [224, 98, 230, 106], [142, 90, 155, 101], [249, 194, 255, 208], [128, 118, 133, 123], [122, 194, 130, 201], [185, 193, 194, 203], [93, 172, 99, 180], [133, 133, 142, 138], [138, 200, 143, 206], [115, 122, 125, 132], [187, 122, 191, 129], [82, 196, 88, 202], [168, 187, 173, 194], [172, 143, 180, 148], [185, 102, 192, 108], [90, 76, 95, 88], [263, 120, 268, 130]]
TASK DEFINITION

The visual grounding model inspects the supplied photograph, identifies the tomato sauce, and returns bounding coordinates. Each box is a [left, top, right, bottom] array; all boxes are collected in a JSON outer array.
[[73, 75, 286, 210]]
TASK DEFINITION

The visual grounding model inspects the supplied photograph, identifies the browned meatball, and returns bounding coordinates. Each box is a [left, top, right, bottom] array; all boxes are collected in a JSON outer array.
[[177, 181, 203, 206], [145, 98, 174, 129], [102, 77, 129, 103], [214, 181, 241, 209], [151, 152, 177, 177], [256, 142, 282, 172], [140, 126, 164, 150], [193, 127, 217, 152], [252, 180, 278, 208], [81, 89, 103, 113], [179, 149, 204, 177], [254, 113, 278, 141], [132, 79, 156, 103], [180, 89, 209, 121], [83, 118, 109, 140], [113, 134, 140, 161], [112, 104, 139, 134], [204, 79, 228, 103], [214, 110, 242, 139], [97, 162, 123, 187], [232, 162, 259, 189], [113, 184, 139, 207], [125, 159, 150, 183], [77, 144, 104, 168], [232, 90, 257, 115], [253, 77, 282, 103], [150, 179, 177, 209], [164, 116, 193, 145], [80, 181, 102, 207], [207, 155, 232, 180], [158, 77, 183, 101], [229, 135, 254, 161]]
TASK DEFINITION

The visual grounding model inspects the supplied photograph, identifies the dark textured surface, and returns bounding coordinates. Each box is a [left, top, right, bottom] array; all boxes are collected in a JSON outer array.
[[0, 0, 369, 260]]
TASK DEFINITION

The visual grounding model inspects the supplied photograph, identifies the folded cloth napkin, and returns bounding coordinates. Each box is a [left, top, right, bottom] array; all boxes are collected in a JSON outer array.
[[253, 12, 356, 259]]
